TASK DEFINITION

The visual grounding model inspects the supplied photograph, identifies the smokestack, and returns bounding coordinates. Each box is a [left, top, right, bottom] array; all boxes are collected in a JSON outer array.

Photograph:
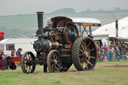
[[115, 20, 118, 37], [36, 12, 44, 38]]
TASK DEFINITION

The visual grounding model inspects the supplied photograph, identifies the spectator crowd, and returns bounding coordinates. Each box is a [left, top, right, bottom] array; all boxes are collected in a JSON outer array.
[[97, 44, 128, 61]]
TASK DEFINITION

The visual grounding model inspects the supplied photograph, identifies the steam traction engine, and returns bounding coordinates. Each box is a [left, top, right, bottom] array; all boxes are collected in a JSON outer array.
[[21, 12, 101, 73]]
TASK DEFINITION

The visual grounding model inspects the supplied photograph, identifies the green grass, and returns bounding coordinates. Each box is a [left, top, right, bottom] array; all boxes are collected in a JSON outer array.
[[0, 61, 128, 85]]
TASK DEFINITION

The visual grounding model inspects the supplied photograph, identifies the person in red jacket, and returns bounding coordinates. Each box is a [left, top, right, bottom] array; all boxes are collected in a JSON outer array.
[[0, 52, 4, 61], [103, 45, 108, 57]]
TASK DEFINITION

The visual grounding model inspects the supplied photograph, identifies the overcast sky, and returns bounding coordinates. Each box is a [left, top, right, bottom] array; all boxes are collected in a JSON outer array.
[[0, 0, 128, 16]]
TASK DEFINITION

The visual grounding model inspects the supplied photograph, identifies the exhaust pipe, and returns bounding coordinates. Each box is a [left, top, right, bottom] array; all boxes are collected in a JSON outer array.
[[36, 12, 44, 38]]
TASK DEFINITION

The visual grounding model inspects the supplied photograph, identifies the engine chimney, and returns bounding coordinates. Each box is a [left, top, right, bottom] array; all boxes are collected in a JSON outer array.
[[36, 12, 44, 38]]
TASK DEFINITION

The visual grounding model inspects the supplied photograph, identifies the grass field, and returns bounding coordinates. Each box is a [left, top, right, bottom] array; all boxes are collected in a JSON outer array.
[[0, 61, 128, 85]]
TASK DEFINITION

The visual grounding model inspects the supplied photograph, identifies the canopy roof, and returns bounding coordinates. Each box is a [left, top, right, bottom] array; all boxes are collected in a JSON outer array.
[[49, 16, 101, 27], [71, 17, 101, 26]]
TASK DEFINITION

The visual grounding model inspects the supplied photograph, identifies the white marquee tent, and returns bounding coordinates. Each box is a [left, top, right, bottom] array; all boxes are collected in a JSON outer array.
[[93, 16, 128, 38], [92, 16, 128, 46]]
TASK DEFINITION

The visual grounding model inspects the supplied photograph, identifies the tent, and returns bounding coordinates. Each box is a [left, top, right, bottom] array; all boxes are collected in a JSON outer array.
[[92, 16, 128, 46], [93, 16, 128, 38], [0, 37, 37, 56]]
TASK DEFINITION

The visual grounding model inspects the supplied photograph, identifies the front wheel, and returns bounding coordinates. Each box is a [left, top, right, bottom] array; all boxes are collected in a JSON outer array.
[[21, 51, 36, 74]]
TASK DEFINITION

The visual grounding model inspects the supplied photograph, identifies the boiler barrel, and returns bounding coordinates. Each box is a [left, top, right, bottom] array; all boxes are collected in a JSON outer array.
[[33, 40, 61, 52]]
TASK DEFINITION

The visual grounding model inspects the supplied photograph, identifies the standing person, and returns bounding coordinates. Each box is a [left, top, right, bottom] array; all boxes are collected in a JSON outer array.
[[111, 46, 115, 61], [0, 52, 5, 70], [11, 49, 16, 57], [126, 53, 128, 61], [4, 55, 10, 70], [108, 45, 113, 61], [115, 45, 120, 61], [0, 52, 10, 70], [100, 46, 104, 61], [103, 45, 108, 58], [119, 44, 123, 61], [16, 48, 22, 57], [97, 45, 100, 61], [0, 52, 4, 61]]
